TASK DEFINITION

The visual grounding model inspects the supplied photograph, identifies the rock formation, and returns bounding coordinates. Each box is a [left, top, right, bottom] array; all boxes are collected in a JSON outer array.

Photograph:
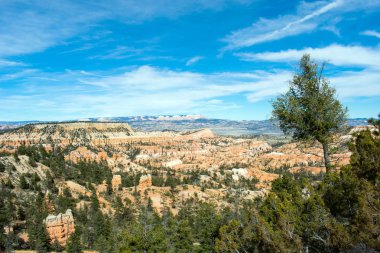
[[138, 174, 152, 190], [44, 209, 75, 246], [112, 174, 122, 191], [0, 122, 134, 147], [183, 128, 217, 139]]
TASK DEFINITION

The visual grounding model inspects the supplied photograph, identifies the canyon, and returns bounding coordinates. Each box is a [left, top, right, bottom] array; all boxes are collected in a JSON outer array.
[[0, 121, 368, 248]]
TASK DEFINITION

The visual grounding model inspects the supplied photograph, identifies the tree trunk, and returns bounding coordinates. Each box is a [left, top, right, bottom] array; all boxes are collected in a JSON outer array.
[[322, 142, 331, 173]]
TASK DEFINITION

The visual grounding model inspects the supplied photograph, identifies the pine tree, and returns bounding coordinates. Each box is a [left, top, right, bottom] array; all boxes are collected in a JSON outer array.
[[19, 174, 29, 189], [66, 229, 82, 253], [0, 161, 5, 172], [0, 182, 10, 251], [272, 54, 347, 173], [350, 130, 380, 182], [368, 113, 380, 135], [26, 194, 50, 252]]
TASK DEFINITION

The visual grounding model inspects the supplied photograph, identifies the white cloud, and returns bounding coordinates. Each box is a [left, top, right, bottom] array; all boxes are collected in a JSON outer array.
[[222, 0, 380, 50], [235, 44, 380, 102], [1, 63, 380, 121], [331, 69, 380, 98], [0, 66, 290, 120], [361, 30, 380, 39], [0, 59, 25, 67], [0, 2, 100, 57], [222, 0, 342, 50], [186, 56, 204, 66], [90, 46, 148, 60], [0, 69, 38, 81], [236, 44, 380, 68], [0, 0, 252, 58]]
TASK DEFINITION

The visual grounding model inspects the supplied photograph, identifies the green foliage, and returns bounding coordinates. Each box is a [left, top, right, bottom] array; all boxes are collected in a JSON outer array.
[[29, 156, 38, 167], [0, 181, 16, 251], [117, 214, 166, 252], [272, 54, 347, 171], [13, 153, 20, 162], [44, 170, 58, 194], [16, 145, 42, 160], [113, 196, 134, 223], [106, 177, 113, 195], [29, 172, 41, 191], [19, 174, 29, 189], [368, 113, 380, 134], [74, 160, 112, 185], [26, 194, 51, 252], [66, 229, 82, 253], [120, 171, 142, 188], [6, 117, 380, 252], [73, 193, 114, 251], [151, 174, 165, 186], [5, 178, 14, 189], [51, 238, 64, 252], [127, 147, 141, 161], [165, 175, 182, 190], [350, 130, 380, 182], [0, 151, 11, 157], [16, 145, 113, 188], [55, 188, 76, 213], [0, 161, 5, 172], [215, 219, 243, 253], [323, 168, 361, 220]]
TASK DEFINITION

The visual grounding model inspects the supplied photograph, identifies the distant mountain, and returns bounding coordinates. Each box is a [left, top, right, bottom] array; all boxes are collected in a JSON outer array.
[[347, 118, 370, 126], [77, 114, 206, 122], [0, 116, 370, 136], [0, 121, 40, 131]]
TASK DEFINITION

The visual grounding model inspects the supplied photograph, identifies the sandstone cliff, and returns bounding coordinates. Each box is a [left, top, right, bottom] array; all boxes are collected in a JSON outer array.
[[44, 209, 75, 246], [0, 122, 134, 147]]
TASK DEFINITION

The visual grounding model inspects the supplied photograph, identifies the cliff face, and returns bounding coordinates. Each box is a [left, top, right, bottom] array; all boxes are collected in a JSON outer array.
[[138, 174, 152, 190], [44, 209, 75, 246], [0, 122, 134, 147], [0, 122, 221, 149], [112, 175, 122, 191]]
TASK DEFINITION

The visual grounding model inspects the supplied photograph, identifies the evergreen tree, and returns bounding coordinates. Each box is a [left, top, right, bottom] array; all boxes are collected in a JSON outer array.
[[272, 54, 347, 172], [19, 174, 29, 189], [350, 130, 380, 182], [5, 178, 14, 189], [106, 177, 113, 196], [0, 161, 5, 172], [66, 229, 82, 253], [0, 182, 12, 251], [26, 194, 50, 252], [368, 113, 380, 134], [51, 238, 64, 252]]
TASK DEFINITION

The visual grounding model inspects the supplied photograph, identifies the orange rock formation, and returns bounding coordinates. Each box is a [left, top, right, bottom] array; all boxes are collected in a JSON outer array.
[[138, 174, 152, 190], [44, 209, 75, 246], [112, 174, 122, 191]]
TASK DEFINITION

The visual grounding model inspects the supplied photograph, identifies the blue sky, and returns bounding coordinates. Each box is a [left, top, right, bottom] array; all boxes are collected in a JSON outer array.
[[0, 0, 379, 121]]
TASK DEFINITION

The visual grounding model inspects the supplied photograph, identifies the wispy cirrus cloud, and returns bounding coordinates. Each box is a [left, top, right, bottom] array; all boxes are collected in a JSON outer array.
[[222, 0, 343, 50], [0, 1, 101, 57], [0, 59, 25, 68], [0, 0, 252, 58], [222, 0, 380, 51], [186, 56, 204, 66], [331, 69, 380, 98], [235, 44, 380, 102], [90, 46, 149, 60], [0, 66, 290, 120], [0, 69, 38, 82], [236, 44, 380, 68], [2, 61, 380, 121], [361, 30, 380, 39]]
